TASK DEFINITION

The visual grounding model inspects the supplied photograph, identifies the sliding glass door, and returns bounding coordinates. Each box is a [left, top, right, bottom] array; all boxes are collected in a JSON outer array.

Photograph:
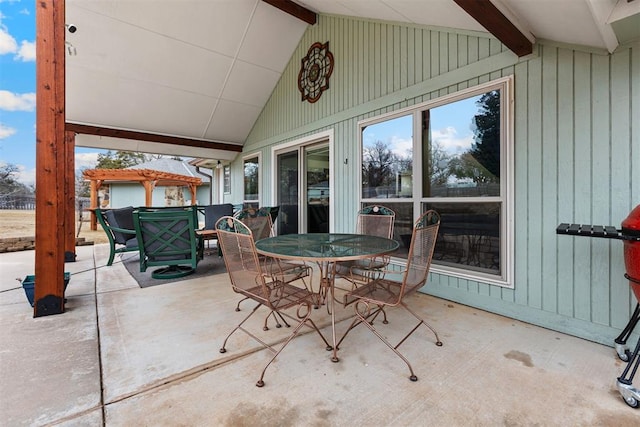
[[276, 150, 300, 235], [276, 142, 330, 234]]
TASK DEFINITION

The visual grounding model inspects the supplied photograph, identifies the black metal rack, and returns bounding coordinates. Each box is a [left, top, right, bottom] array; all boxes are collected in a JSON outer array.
[[556, 223, 640, 241]]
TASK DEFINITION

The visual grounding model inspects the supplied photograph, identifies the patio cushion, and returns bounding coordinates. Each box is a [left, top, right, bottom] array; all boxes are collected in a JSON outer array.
[[125, 237, 139, 249], [105, 206, 135, 244], [203, 204, 234, 230]]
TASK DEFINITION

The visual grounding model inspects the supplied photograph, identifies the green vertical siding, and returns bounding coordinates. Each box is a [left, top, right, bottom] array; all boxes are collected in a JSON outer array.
[[242, 14, 639, 346]]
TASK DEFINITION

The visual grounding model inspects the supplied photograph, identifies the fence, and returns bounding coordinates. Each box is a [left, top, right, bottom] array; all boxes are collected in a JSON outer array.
[[0, 195, 90, 211], [0, 194, 35, 210]]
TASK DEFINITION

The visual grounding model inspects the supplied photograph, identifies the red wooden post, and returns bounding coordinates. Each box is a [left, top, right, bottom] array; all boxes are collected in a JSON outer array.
[[34, 0, 66, 316], [65, 131, 76, 262]]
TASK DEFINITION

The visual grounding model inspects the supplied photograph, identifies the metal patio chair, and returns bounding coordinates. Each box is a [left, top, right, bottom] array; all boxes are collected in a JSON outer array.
[[235, 207, 273, 240], [216, 216, 332, 387], [335, 205, 396, 288], [336, 210, 443, 382], [133, 206, 204, 279], [235, 208, 314, 329]]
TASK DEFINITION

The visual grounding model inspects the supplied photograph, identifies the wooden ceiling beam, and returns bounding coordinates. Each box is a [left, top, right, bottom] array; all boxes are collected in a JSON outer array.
[[262, 0, 317, 25], [65, 123, 242, 153], [453, 0, 534, 57]]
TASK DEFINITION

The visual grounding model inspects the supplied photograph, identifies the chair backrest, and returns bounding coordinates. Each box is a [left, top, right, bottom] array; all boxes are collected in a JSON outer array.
[[259, 206, 279, 224], [402, 210, 440, 297], [101, 206, 135, 244], [134, 206, 199, 265], [215, 216, 270, 303], [357, 205, 395, 239], [236, 207, 274, 240], [203, 203, 234, 230]]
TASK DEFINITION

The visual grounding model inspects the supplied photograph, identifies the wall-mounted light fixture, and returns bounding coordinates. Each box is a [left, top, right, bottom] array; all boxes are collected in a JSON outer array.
[[65, 41, 77, 56], [216, 160, 223, 169]]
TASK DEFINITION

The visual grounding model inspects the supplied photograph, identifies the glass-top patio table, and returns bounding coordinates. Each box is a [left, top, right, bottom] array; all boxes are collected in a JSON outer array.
[[255, 233, 399, 362]]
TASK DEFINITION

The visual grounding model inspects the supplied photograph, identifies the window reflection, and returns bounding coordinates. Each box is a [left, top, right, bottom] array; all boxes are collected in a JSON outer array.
[[359, 82, 508, 281], [423, 91, 500, 197], [425, 202, 501, 275], [362, 115, 413, 199], [243, 157, 259, 205]]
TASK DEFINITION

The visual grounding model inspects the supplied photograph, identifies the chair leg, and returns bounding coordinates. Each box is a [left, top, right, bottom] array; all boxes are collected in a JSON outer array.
[[220, 302, 262, 353], [335, 304, 386, 349], [222, 300, 331, 387], [337, 300, 442, 382], [399, 301, 443, 348], [356, 301, 418, 381], [235, 296, 249, 312], [236, 297, 291, 331], [256, 302, 331, 387], [262, 311, 291, 330], [107, 246, 115, 266]]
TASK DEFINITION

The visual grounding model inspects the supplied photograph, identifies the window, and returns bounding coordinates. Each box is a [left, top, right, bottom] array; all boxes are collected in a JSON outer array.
[[223, 165, 231, 194], [243, 155, 259, 209], [360, 77, 513, 286]]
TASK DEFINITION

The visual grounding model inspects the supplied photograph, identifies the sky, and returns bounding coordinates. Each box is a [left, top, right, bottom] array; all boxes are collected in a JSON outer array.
[[362, 95, 480, 159], [0, 0, 479, 186], [0, 0, 101, 185]]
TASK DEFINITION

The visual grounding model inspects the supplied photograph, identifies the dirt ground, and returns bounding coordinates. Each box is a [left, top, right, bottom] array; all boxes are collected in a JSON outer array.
[[0, 210, 109, 244]]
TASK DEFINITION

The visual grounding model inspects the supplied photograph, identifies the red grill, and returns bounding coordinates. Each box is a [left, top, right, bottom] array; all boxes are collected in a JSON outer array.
[[557, 205, 640, 408], [622, 205, 640, 303]]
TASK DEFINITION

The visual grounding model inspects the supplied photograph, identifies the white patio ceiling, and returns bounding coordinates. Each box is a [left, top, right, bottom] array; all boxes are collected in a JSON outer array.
[[65, 0, 639, 161]]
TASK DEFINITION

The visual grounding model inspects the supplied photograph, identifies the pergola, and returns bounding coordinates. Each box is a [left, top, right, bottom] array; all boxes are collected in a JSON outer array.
[[82, 168, 202, 231]]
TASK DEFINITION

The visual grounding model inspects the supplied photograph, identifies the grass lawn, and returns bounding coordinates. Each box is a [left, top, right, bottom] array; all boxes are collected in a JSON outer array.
[[0, 210, 108, 244]]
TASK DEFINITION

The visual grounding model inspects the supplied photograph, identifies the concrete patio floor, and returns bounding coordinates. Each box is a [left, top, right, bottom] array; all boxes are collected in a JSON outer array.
[[1, 244, 640, 426]]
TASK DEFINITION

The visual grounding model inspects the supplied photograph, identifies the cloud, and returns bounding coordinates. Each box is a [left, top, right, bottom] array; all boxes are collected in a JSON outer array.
[[389, 136, 412, 159], [0, 24, 18, 54], [0, 123, 16, 138], [0, 90, 36, 111], [431, 126, 474, 155], [75, 152, 99, 170], [15, 40, 34, 61], [0, 16, 35, 60], [1, 162, 36, 186], [19, 8, 30, 15], [16, 164, 35, 186]]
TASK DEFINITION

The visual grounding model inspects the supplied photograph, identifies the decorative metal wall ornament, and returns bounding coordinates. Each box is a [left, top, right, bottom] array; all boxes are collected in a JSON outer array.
[[297, 41, 334, 103]]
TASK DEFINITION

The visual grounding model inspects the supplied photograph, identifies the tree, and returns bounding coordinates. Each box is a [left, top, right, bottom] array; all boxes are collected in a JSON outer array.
[[95, 150, 147, 169], [75, 168, 91, 198], [427, 140, 453, 186], [244, 162, 258, 197], [468, 90, 500, 181], [0, 162, 32, 196], [448, 152, 494, 184], [362, 141, 396, 190]]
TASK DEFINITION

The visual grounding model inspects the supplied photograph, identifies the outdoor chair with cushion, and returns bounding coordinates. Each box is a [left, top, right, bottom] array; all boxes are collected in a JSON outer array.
[[216, 216, 331, 387], [202, 203, 234, 230], [200, 203, 234, 254], [133, 206, 204, 279], [336, 210, 443, 382], [95, 206, 139, 266]]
